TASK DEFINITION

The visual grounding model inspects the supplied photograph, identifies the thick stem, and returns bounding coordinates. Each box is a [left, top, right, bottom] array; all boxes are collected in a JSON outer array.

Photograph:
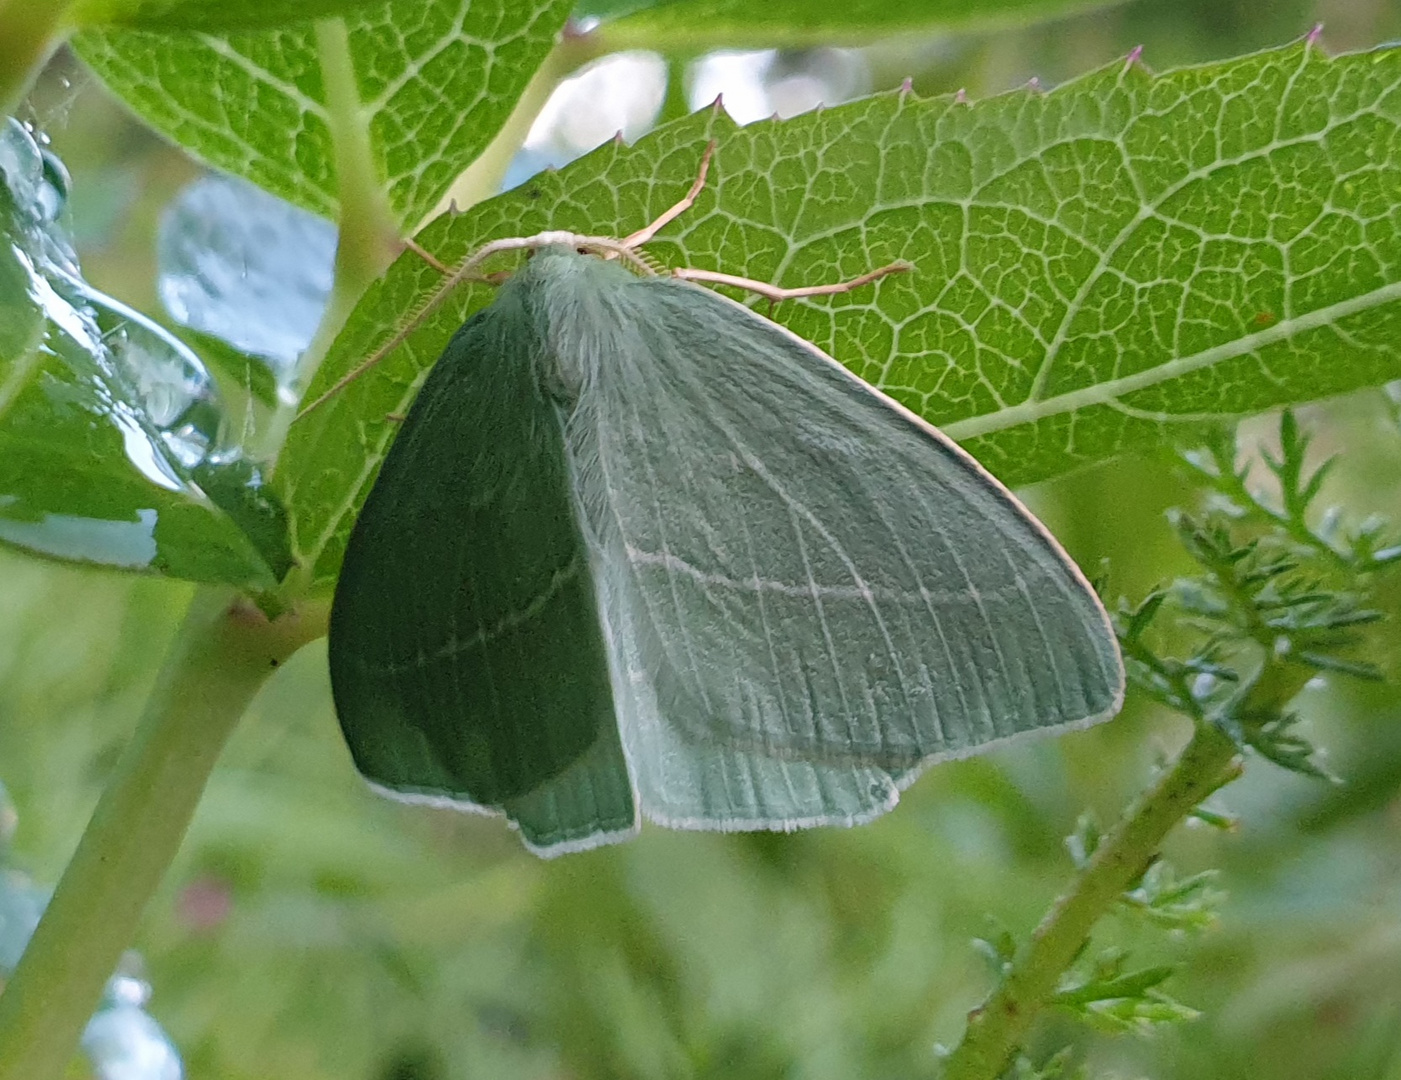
[[266, 16, 401, 457], [0, 0, 78, 116], [940, 721, 1243, 1080], [943, 636, 1323, 1080], [0, 589, 319, 1080], [313, 17, 400, 303]]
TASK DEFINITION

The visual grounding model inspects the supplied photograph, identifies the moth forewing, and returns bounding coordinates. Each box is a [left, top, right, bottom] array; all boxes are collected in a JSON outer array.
[[693, 276, 1125, 708]]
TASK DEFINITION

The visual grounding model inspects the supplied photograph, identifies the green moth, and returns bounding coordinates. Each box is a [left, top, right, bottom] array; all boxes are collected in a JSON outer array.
[[325, 148, 1125, 855]]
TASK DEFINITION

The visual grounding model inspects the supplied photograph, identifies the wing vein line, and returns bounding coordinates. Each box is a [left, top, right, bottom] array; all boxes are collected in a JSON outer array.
[[620, 379, 720, 715], [787, 501, 861, 744], [697, 375, 918, 727]]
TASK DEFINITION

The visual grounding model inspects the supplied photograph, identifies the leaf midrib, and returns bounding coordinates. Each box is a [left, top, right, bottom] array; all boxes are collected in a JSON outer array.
[[943, 277, 1401, 440]]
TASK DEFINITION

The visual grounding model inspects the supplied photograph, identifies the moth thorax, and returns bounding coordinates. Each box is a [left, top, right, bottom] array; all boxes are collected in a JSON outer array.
[[537, 286, 622, 405]]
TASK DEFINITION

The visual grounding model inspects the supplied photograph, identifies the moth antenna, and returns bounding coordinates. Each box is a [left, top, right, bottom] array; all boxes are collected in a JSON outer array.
[[588, 236, 662, 275], [630, 248, 667, 276], [296, 234, 548, 418], [299, 138, 721, 421], [311, 140, 721, 418], [297, 269, 482, 418], [620, 139, 716, 250], [671, 260, 912, 305]]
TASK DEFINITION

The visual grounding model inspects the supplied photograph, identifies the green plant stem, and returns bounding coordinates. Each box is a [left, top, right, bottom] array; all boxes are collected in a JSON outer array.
[[941, 721, 1243, 1080], [268, 16, 401, 455], [315, 17, 398, 309], [0, 0, 77, 116], [943, 644, 1323, 1080], [0, 589, 320, 1080], [314, 16, 400, 303]]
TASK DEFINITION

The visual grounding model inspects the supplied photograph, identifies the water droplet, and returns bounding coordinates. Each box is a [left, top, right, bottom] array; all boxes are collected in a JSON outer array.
[[0, 119, 288, 584], [106, 974, 152, 1010], [36, 150, 68, 221], [0, 870, 48, 973], [0, 118, 48, 223], [157, 174, 334, 370], [82, 998, 184, 1080]]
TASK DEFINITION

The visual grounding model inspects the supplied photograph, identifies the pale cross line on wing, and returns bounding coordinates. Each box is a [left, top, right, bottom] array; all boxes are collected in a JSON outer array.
[[360, 553, 587, 674], [623, 543, 1029, 608]]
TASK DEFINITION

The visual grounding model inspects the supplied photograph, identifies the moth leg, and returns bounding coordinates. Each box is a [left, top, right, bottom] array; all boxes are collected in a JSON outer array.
[[403, 239, 516, 285], [671, 260, 912, 303], [402, 237, 453, 276], [621, 139, 716, 250]]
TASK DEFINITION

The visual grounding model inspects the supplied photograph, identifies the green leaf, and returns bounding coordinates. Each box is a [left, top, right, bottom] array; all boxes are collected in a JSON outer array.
[[1000, 1049, 1085, 1080], [1054, 957, 1199, 1033], [70, 0, 384, 31], [1054, 962, 1177, 1006], [599, 0, 1128, 49], [972, 920, 1018, 977], [1077, 992, 1200, 1032], [277, 38, 1401, 593], [1121, 863, 1224, 932], [1064, 812, 1101, 868], [0, 120, 288, 586], [72, 0, 573, 225], [1236, 710, 1337, 781]]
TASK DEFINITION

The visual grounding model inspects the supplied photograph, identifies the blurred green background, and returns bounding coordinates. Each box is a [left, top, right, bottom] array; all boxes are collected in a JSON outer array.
[[6, 0, 1401, 1077]]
